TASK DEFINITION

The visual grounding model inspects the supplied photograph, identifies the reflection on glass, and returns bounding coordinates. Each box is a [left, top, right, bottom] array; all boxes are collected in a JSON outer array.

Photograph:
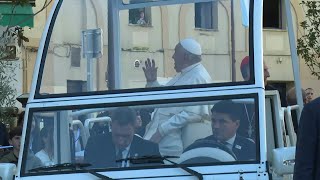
[[38, 0, 251, 97], [35, 127, 55, 166], [23, 97, 257, 174]]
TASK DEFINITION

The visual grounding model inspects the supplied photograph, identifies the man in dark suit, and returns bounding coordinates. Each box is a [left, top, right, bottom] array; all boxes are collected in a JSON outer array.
[[84, 107, 161, 169], [293, 97, 320, 180], [185, 100, 256, 161]]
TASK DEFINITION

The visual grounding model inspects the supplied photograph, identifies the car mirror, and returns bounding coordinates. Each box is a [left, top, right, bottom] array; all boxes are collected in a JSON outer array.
[[272, 147, 295, 175], [0, 163, 16, 180]]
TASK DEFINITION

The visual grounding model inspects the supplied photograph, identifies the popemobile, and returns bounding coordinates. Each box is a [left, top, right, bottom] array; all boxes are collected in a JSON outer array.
[[0, 0, 302, 179]]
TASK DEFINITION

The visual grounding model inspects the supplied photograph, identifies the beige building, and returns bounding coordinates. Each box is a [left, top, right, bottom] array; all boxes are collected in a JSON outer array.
[[14, 0, 319, 103]]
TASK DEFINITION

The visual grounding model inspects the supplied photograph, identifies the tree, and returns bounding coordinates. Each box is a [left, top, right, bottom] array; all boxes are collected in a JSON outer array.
[[0, 0, 51, 128], [0, 0, 30, 127], [297, 1, 320, 79], [0, 61, 18, 127]]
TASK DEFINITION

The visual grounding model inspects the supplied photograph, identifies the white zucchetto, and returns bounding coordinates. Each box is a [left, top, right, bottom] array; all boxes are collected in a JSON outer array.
[[180, 38, 202, 56]]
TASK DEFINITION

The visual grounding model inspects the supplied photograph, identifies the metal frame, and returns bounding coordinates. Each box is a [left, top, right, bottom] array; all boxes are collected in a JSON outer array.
[[17, 0, 269, 179]]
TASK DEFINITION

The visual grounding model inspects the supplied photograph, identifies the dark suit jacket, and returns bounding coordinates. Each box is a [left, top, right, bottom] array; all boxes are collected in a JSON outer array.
[[294, 97, 320, 180], [84, 134, 161, 169], [191, 135, 256, 161], [231, 135, 256, 161]]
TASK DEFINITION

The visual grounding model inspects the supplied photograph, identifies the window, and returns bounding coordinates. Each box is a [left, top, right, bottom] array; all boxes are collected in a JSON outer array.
[[129, 8, 151, 26], [71, 47, 81, 67], [22, 95, 259, 176], [263, 0, 282, 28], [195, 2, 218, 30], [67, 80, 87, 93], [129, 0, 152, 26]]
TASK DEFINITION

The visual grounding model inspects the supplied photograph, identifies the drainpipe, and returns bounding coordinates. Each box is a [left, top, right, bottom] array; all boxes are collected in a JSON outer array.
[[23, 46, 28, 93], [231, 0, 236, 81]]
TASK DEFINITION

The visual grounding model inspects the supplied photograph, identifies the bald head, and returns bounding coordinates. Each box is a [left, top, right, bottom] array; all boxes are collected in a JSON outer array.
[[286, 87, 306, 106]]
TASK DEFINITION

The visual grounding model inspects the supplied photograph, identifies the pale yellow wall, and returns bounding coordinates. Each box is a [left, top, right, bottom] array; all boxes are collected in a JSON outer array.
[[292, 0, 320, 97], [22, 0, 320, 98], [263, 0, 320, 99]]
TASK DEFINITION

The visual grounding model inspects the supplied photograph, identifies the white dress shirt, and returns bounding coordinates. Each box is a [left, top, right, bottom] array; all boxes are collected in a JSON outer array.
[[35, 149, 55, 166], [224, 134, 237, 151], [116, 144, 131, 167]]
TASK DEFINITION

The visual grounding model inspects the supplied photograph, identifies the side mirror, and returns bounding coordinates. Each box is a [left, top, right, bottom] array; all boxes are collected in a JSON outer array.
[[272, 147, 295, 175], [0, 163, 16, 180]]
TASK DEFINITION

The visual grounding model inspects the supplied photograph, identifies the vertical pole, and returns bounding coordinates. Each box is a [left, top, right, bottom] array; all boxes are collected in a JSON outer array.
[[108, 0, 121, 90], [86, 58, 94, 91], [284, 0, 303, 121], [231, 0, 236, 81]]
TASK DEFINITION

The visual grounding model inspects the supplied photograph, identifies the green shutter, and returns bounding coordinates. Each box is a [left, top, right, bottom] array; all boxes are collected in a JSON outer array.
[[0, 3, 34, 27]]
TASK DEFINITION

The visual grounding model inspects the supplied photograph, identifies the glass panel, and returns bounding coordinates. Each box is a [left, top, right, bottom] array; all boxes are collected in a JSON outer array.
[[39, 0, 109, 95], [23, 96, 258, 174], [38, 0, 252, 96], [119, 1, 250, 90]]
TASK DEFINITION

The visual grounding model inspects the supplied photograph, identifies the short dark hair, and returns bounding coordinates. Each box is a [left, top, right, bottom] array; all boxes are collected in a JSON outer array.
[[211, 100, 241, 122], [96, 111, 110, 118], [9, 126, 22, 139], [40, 126, 51, 138], [111, 107, 136, 126], [17, 111, 25, 127], [39, 126, 53, 149], [305, 88, 314, 91]]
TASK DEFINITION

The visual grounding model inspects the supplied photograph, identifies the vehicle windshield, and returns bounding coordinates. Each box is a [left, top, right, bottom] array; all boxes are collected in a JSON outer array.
[[36, 0, 253, 98], [22, 95, 259, 175]]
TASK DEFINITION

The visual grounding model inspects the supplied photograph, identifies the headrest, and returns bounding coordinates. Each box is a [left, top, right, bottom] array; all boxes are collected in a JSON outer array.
[[240, 56, 250, 69], [180, 38, 202, 56]]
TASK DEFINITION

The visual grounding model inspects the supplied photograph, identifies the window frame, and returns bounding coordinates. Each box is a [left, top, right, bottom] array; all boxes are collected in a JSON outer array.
[[194, 1, 218, 30], [128, 7, 152, 26], [19, 90, 263, 178], [18, 0, 268, 178], [32, 0, 257, 100], [70, 47, 81, 67], [263, 0, 284, 29]]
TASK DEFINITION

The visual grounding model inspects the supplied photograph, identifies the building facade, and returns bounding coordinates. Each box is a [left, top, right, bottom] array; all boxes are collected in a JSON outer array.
[[9, 0, 320, 104]]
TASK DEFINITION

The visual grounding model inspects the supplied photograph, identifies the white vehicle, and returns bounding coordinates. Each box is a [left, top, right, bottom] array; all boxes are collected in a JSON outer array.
[[0, 0, 303, 179]]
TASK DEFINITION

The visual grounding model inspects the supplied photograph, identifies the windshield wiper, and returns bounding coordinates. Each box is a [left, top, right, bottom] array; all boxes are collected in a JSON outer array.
[[29, 163, 114, 180], [117, 155, 203, 180]]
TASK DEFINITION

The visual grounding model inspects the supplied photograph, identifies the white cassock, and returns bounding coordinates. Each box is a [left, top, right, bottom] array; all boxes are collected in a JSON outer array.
[[143, 62, 213, 156]]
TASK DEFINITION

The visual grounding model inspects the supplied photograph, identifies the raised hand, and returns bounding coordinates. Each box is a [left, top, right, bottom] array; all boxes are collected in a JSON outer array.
[[142, 58, 158, 82]]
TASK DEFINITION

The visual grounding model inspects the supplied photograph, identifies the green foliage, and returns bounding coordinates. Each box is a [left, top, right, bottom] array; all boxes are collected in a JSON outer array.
[[297, 1, 320, 79], [0, 61, 17, 127], [10, 0, 30, 6], [0, 0, 29, 127]]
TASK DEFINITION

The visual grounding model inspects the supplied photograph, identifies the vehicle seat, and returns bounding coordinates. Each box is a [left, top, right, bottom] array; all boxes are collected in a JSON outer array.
[[181, 120, 212, 149]]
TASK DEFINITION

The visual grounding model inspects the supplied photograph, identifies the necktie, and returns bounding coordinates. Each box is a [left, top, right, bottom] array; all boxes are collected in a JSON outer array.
[[116, 149, 124, 167], [223, 141, 233, 151]]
